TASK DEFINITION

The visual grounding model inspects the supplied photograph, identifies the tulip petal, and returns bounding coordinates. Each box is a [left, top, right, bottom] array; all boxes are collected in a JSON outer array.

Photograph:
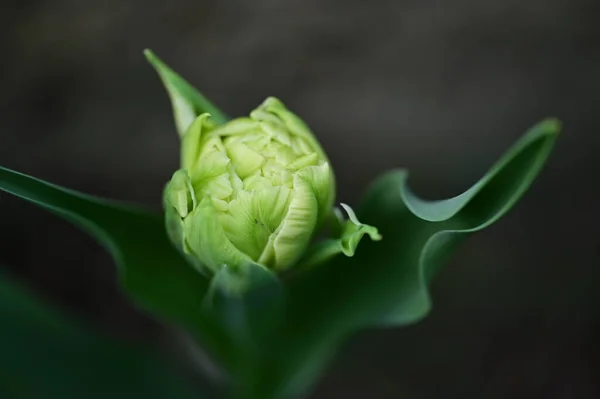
[[165, 169, 196, 218], [221, 187, 294, 265], [295, 163, 335, 225], [212, 117, 260, 137], [190, 151, 233, 200], [220, 191, 267, 261], [260, 97, 327, 160], [181, 113, 212, 171], [224, 140, 266, 179], [184, 196, 253, 273], [269, 172, 319, 270]]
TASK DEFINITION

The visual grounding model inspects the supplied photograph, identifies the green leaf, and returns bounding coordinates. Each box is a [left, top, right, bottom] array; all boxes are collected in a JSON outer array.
[[299, 203, 382, 270], [144, 49, 229, 133], [0, 269, 209, 398], [0, 167, 235, 368], [249, 118, 560, 398], [360, 118, 560, 326]]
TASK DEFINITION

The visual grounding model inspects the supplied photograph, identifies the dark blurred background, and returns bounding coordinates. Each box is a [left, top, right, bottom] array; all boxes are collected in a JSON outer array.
[[1, 0, 599, 397]]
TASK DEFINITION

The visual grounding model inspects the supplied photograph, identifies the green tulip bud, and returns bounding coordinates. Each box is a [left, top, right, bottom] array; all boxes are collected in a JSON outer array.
[[164, 97, 335, 273]]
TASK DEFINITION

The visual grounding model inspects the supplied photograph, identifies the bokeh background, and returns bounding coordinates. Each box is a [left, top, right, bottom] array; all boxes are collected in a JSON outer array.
[[1, 0, 599, 397]]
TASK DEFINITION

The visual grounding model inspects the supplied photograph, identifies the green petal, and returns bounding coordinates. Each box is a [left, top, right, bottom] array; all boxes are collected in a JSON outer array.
[[250, 107, 285, 126], [296, 163, 335, 226], [164, 169, 196, 218], [221, 187, 294, 264], [181, 113, 212, 170], [256, 121, 292, 147], [165, 204, 185, 250], [197, 173, 233, 201], [260, 97, 312, 140], [212, 117, 260, 137], [184, 196, 252, 273], [242, 174, 274, 192], [189, 151, 233, 200], [224, 140, 266, 179], [220, 191, 268, 261], [287, 153, 319, 170], [268, 172, 319, 270], [260, 97, 327, 161], [144, 49, 229, 133]]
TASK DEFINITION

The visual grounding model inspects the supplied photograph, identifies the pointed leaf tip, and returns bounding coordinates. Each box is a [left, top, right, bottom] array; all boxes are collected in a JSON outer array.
[[540, 117, 562, 133], [143, 48, 155, 61], [144, 49, 229, 132]]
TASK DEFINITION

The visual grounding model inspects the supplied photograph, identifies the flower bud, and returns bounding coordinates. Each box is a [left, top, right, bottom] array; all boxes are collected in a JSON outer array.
[[164, 97, 335, 273]]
